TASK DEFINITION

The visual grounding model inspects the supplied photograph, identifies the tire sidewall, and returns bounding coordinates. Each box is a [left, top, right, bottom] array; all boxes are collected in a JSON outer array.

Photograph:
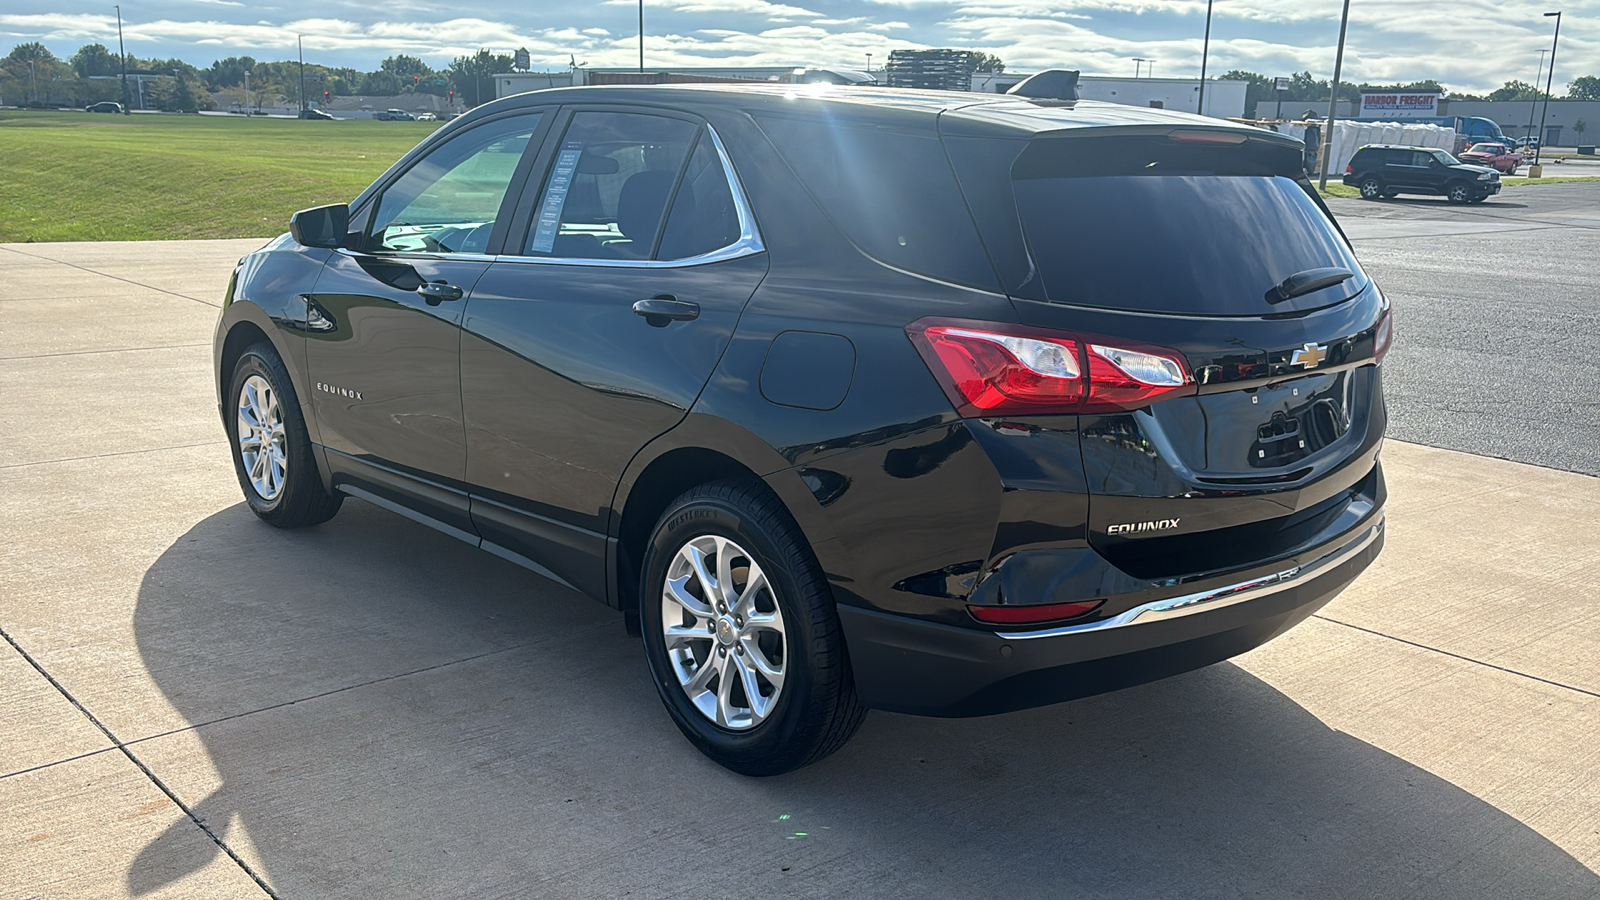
[[1360, 177, 1382, 199], [638, 494, 822, 767]]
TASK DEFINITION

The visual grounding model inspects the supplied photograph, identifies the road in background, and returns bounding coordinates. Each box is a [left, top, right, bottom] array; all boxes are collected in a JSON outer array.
[[1330, 182, 1600, 475]]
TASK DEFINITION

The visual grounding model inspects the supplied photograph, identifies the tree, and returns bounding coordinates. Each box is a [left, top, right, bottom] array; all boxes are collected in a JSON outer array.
[[1569, 76, 1600, 101], [972, 53, 1005, 73], [358, 70, 402, 95], [448, 49, 514, 107], [380, 55, 432, 80], [1488, 80, 1541, 102], [70, 43, 119, 77]]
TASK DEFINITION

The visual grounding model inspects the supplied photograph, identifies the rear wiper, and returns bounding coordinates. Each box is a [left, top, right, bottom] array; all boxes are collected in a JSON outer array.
[[1270, 267, 1355, 303]]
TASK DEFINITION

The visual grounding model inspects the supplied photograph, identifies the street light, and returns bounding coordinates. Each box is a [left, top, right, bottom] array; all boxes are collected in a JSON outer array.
[[1196, 0, 1214, 114], [1133, 57, 1148, 78], [1527, 48, 1548, 141], [115, 4, 128, 114], [1534, 11, 1561, 168], [865, 53, 872, 75], [1317, 0, 1354, 190], [298, 35, 306, 114], [639, 0, 645, 72]]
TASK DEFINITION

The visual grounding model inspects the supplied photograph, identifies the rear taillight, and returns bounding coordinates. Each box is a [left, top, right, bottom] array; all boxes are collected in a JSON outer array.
[[968, 599, 1105, 625], [1373, 304, 1393, 362], [907, 318, 1192, 416], [1345, 163, 1353, 174]]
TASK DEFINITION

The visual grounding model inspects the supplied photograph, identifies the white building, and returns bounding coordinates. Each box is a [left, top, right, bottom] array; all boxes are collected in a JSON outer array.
[[971, 72, 1249, 119]]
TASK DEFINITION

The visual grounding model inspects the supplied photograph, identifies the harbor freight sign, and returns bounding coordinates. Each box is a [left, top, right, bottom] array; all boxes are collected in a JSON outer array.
[[1360, 92, 1440, 118]]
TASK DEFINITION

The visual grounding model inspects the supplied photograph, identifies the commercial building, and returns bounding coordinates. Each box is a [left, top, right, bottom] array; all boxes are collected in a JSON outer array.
[[1334, 96, 1599, 146], [971, 72, 1249, 118]]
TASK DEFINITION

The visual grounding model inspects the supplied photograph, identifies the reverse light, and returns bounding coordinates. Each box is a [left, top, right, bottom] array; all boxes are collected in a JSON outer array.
[[968, 599, 1105, 625], [907, 319, 1193, 416]]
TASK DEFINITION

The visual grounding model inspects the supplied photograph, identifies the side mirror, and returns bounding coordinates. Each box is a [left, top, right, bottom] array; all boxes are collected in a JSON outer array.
[[289, 204, 350, 249]]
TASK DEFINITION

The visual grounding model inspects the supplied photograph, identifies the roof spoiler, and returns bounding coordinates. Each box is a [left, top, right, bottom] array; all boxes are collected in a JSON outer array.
[[1006, 70, 1081, 103]]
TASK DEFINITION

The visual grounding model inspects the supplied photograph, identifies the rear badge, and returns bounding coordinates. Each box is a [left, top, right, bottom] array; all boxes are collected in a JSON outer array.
[[1107, 518, 1180, 536], [1291, 342, 1328, 369]]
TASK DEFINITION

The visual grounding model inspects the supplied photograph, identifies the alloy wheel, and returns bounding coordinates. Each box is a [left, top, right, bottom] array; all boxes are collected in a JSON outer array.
[[236, 374, 287, 501], [660, 534, 787, 730], [1360, 179, 1381, 199]]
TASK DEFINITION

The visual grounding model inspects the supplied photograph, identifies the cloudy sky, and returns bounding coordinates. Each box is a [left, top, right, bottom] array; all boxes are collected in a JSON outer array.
[[3, 0, 1594, 95]]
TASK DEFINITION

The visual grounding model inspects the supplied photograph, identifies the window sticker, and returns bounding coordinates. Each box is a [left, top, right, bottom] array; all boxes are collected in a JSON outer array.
[[529, 140, 584, 253]]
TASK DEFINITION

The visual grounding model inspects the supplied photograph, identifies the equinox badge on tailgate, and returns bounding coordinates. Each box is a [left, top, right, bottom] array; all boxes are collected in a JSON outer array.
[[1107, 518, 1181, 536]]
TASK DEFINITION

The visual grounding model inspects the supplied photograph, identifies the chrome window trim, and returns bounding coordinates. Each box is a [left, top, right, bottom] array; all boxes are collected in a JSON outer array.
[[998, 514, 1384, 641], [496, 121, 765, 269]]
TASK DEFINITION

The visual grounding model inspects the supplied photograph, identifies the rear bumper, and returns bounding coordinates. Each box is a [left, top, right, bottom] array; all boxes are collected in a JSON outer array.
[[840, 512, 1384, 717]]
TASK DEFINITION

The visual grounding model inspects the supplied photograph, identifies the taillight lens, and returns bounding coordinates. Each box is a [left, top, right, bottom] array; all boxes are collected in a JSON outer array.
[[1373, 305, 1393, 362], [1345, 163, 1353, 174], [968, 599, 1105, 625], [907, 318, 1192, 416]]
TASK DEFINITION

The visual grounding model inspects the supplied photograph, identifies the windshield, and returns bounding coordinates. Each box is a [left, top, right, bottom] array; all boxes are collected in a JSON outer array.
[[1467, 144, 1503, 153], [1430, 150, 1460, 166]]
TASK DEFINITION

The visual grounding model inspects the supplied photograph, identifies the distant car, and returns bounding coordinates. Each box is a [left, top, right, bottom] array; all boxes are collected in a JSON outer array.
[[299, 108, 336, 121], [1457, 142, 1524, 174], [1514, 137, 1540, 151], [85, 101, 123, 114], [375, 109, 415, 121], [415, 112, 438, 122], [1343, 144, 1501, 203]]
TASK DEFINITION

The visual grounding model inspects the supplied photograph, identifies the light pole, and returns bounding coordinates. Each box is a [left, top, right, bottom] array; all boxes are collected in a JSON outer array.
[[865, 53, 872, 75], [115, 4, 128, 113], [1534, 11, 1561, 167], [638, 0, 645, 71], [1318, 0, 1353, 190], [1196, 0, 1214, 114], [298, 35, 306, 114], [1526, 48, 1547, 141], [28, 58, 36, 104], [1133, 57, 1147, 78], [1148, 60, 1156, 78]]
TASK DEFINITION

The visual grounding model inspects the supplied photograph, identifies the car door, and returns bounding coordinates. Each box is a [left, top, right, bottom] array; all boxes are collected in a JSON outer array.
[[1383, 149, 1422, 189], [458, 108, 768, 599], [306, 111, 549, 535]]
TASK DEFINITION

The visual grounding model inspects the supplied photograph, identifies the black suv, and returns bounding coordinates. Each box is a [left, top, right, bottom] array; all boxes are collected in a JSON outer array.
[[214, 86, 1389, 774], [1343, 144, 1501, 203]]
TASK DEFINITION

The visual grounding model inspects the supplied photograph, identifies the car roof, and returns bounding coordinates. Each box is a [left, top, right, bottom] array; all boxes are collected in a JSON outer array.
[[479, 83, 1293, 143], [1358, 144, 1449, 150]]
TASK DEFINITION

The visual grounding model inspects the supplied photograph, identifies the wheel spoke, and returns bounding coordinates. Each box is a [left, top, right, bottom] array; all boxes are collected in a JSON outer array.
[[686, 543, 721, 609], [663, 574, 713, 619], [715, 537, 736, 608], [715, 652, 739, 726], [733, 568, 768, 619], [732, 654, 769, 721], [741, 636, 784, 687]]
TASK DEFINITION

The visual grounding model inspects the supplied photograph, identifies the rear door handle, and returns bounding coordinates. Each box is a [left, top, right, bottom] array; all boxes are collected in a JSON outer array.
[[417, 281, 464, 304], [632, 295, 699, 326]]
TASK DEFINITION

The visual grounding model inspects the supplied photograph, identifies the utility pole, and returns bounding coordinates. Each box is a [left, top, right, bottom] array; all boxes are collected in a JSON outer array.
[[1534, 11, 1561, 168], [244, 65, 250, 115], [638, 0, 645, 71], [1526, 49, 1547, 141], [1318, 0, 1354, 190], [1197, 0, 1214, 114], [115, 4, 128, 113], [298, 35, 306, 114]]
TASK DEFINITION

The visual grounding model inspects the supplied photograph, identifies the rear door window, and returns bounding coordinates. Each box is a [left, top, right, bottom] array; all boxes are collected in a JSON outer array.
[[524, 111, 698, 260], [1002, 135, 1366, 315], [656, 132, 742, 261]]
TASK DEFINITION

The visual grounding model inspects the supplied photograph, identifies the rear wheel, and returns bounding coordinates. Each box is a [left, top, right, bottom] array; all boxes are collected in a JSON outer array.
[[1359, 177, 1384, 200], [639, 480, 865, 776], [226, 343, 342, 528], [1446, 182, 1472, 203]]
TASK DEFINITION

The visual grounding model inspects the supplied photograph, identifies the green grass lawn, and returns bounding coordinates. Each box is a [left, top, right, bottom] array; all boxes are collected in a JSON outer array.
[[0, 111, 441, 242]]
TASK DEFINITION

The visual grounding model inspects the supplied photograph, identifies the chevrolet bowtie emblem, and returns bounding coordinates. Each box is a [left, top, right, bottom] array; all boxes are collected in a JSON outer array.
[[1291, 342, 1328, 369]]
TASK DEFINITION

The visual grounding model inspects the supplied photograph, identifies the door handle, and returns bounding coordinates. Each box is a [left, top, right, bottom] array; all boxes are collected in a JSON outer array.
[[417, 281, 464, 305], [632, 295, 699, 327]]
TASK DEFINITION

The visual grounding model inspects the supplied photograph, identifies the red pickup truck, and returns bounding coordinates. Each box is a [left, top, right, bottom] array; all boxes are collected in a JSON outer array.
[[1458, 142, 1524, 174]]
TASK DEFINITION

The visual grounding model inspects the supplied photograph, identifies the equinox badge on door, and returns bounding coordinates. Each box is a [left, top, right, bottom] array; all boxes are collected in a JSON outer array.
[[1107, 518, 1181, 536]]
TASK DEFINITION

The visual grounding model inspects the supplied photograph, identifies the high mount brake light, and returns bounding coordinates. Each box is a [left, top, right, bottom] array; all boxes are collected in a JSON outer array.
[[907, 319, 1193, 416], [1167, 130, 1250, 145]]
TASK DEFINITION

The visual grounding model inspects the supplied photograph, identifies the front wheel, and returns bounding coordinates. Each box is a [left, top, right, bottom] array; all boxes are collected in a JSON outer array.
[[639, 480, 865, 776], [1359, 177, 1384, 200], [226, 343, 342, 527], [1446, 182, 1472, 203]]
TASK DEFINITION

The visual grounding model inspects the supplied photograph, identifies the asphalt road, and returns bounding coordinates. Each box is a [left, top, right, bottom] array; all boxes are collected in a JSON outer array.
[[1328, 182, 1600, 475]]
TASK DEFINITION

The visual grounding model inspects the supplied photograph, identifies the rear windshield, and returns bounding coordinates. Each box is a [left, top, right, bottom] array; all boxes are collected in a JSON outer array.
[[1005, 135, 1366, 315]]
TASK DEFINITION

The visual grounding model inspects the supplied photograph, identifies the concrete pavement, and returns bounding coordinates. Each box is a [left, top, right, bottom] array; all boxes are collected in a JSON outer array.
[[2, 239, 1598, 899]]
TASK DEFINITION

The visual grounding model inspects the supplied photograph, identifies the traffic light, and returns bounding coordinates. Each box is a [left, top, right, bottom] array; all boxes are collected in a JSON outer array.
[[323, 90, 330, 101]]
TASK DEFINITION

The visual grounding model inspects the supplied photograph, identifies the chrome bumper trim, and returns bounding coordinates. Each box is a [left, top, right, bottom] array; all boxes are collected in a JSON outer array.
[[999, 514, 1385, 641]]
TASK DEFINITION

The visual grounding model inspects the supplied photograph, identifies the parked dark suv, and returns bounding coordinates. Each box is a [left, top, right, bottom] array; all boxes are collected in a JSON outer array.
[[214, 86, 1389, 774], [1343, 144, 1501, 203]]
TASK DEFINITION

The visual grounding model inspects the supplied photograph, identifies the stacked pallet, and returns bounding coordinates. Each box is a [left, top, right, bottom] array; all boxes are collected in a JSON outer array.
[[884, 50, 981, 91]]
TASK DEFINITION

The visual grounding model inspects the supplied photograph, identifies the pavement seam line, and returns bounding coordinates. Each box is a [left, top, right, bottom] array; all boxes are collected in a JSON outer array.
[[1311, 613, 1600, 699], [0, 342, 211, 361], [0, 745, 121, 781], [0, 245, 223, 308], [0, 440, 228, 469], [0, 624, 281, 900]]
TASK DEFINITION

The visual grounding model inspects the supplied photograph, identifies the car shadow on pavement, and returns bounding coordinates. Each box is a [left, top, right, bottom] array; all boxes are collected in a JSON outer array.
[[130, 503, 1600, 898]]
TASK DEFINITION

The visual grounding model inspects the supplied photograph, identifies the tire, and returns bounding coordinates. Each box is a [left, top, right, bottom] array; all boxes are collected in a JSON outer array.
[[1446, 182, 1471, 204], [226, 342, 342, 528], [1359, 177, 1384, 200], [639, 479, 865, 776]]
